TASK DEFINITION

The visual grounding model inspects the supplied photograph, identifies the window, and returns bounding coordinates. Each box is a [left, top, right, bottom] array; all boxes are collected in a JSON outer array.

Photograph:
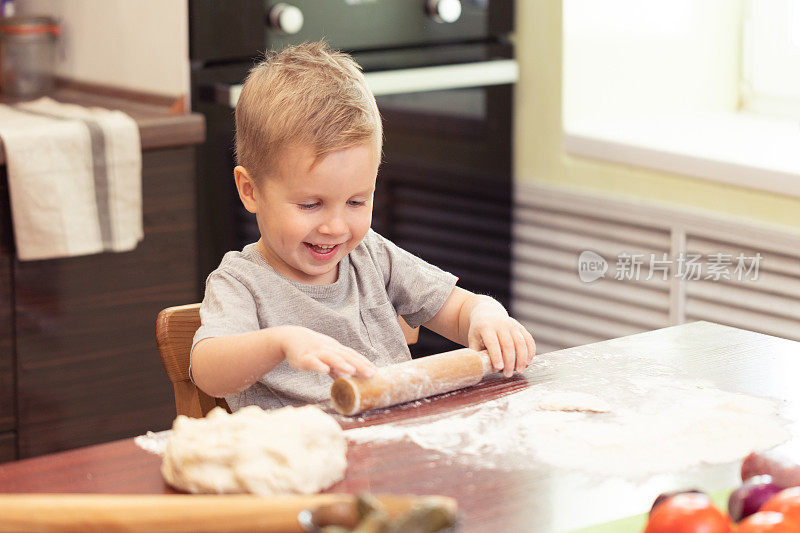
[[563, 0, 740, 123], [741, 0, 800, 120], [562, 0, 800, 198]]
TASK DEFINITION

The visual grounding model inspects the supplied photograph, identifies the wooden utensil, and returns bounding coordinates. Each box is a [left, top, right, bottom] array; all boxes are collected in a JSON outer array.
[[331, 347, 495, 415], [0, 493, 456, 533]]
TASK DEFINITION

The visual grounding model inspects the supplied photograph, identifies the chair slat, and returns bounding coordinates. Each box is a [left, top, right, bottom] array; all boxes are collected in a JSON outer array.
[[156, 303, 231, 417]]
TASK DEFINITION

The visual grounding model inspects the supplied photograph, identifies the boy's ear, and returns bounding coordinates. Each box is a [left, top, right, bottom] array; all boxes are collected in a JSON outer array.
[[234, 166, 259, 214]]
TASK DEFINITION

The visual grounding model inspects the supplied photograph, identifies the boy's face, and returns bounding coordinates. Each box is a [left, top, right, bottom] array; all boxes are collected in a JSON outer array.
[[235, 143, 378, 285]]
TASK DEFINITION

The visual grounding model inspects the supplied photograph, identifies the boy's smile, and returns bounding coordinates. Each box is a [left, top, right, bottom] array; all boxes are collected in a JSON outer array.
[[235, 143, 378, 285]]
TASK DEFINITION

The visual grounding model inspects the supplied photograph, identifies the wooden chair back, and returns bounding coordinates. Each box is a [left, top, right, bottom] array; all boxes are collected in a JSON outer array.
[[156, 304, 230, 418], [156, 303, 419, 418]]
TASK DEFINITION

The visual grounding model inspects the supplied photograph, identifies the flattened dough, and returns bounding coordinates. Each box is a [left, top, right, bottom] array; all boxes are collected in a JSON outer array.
[[537, 391, 612, 413], [161, 405, 347, 495]]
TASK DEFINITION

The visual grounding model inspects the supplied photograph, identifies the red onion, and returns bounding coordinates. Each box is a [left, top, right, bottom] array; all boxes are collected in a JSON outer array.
[[728, 475, 784, 522], [649, 489, 704, 516]]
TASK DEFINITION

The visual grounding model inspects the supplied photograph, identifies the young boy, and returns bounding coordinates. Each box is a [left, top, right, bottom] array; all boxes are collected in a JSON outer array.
[[191, 41, 535, 412]]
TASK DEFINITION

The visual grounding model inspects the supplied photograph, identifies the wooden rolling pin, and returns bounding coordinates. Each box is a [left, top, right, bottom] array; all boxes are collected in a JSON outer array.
[[0, 493, 456, 533], [331, 347, 495, 415]]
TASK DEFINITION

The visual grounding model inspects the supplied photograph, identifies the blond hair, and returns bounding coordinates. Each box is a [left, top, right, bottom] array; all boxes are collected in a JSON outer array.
[[234, 41, 382, 181]]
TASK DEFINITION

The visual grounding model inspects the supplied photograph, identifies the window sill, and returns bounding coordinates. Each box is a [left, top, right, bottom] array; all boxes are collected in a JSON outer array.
[[563, 111, 800, 199]]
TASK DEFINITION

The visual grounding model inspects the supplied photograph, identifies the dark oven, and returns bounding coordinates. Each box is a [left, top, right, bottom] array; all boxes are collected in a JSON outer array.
[[189, 0, 516, 356]]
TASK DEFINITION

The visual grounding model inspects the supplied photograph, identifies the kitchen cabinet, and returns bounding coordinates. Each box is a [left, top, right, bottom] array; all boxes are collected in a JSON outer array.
[[0, 89, 204, 459], [0, 173, 14, 461]]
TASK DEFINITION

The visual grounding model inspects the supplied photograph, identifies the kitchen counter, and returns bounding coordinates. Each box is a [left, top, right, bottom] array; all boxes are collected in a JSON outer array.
[[0, 84, 205, 462], [0, 86, 205, 165], [0, 322, 798, 532]]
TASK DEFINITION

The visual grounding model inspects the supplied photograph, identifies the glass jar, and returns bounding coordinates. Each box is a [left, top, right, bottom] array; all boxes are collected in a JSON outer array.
[[0, 16, 60, 98]]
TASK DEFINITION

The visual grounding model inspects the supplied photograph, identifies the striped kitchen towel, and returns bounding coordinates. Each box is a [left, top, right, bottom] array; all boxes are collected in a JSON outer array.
[[0, 96, 142, 260]]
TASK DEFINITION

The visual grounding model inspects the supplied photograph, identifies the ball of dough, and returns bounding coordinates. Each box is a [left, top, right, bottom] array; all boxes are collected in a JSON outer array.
[[161, 405, 347, 495]]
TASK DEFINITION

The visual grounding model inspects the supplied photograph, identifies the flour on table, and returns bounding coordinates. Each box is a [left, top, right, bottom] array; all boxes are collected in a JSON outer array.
[[537, 391, 611, 413], [346, 352, 791, 478], [161, 405, 347, 495]]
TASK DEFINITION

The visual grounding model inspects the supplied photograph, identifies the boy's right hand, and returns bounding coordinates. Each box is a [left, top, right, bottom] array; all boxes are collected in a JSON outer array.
[[278, 326, 377, 379]]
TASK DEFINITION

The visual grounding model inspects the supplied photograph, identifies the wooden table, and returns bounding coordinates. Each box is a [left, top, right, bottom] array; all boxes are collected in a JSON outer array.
[[1, 321, 799, 532]]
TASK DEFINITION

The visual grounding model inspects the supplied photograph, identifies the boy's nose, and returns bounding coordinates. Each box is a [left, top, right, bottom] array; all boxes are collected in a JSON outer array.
[[318, 214, 348, 236]]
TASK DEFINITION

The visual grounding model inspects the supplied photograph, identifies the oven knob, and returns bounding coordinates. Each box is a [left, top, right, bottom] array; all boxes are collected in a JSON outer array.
[[268, 3, 304, 34], [427, 0, 462, 23]]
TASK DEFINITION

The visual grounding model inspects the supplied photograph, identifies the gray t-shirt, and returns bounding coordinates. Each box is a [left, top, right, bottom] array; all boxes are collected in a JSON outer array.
[[191, 229, 458, 411]]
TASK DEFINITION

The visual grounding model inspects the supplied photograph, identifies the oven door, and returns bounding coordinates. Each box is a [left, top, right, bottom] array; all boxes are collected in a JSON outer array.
[[364, 57, 517, 355], [204, 48, 517, 356]]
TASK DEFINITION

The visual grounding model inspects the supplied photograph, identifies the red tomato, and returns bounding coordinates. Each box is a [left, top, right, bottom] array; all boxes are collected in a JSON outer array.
[[737, 511, 800, 532], [762, 487, 800, 523], [645, 492, 732, 533]]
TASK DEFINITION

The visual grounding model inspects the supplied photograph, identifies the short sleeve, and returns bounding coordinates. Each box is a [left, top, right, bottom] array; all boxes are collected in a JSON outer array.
[[189, 269, 260, 383], [368, 231, 458, 329]]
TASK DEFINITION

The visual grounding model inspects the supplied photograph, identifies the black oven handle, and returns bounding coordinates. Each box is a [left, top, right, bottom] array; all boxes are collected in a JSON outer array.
[[210, 59, 519, 108]]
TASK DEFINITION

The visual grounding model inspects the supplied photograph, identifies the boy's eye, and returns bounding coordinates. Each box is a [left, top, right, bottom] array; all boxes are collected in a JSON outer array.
[[299, 202, 320, 210], [347, 200, 366, 207]]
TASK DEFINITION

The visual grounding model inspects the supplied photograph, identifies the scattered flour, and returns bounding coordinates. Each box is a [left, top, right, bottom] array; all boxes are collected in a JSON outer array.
[[134, 350, 792, 480], [537, 391, 611, 413], [345, 357, 791, 478]]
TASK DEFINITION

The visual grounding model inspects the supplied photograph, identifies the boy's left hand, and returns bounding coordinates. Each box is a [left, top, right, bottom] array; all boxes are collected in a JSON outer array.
[[468, 302, 535, 378]]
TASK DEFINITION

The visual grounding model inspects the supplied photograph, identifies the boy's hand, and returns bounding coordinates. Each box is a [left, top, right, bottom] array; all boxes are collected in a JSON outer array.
[[278, 326, 376, 379], [467, 302, 535, 378]]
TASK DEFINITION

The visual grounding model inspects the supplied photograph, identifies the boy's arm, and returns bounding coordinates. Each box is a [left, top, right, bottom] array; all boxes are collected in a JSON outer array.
[[191, 326, 376, 398], [191, 327, 288, 398], [423, 286, 536, 377]]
